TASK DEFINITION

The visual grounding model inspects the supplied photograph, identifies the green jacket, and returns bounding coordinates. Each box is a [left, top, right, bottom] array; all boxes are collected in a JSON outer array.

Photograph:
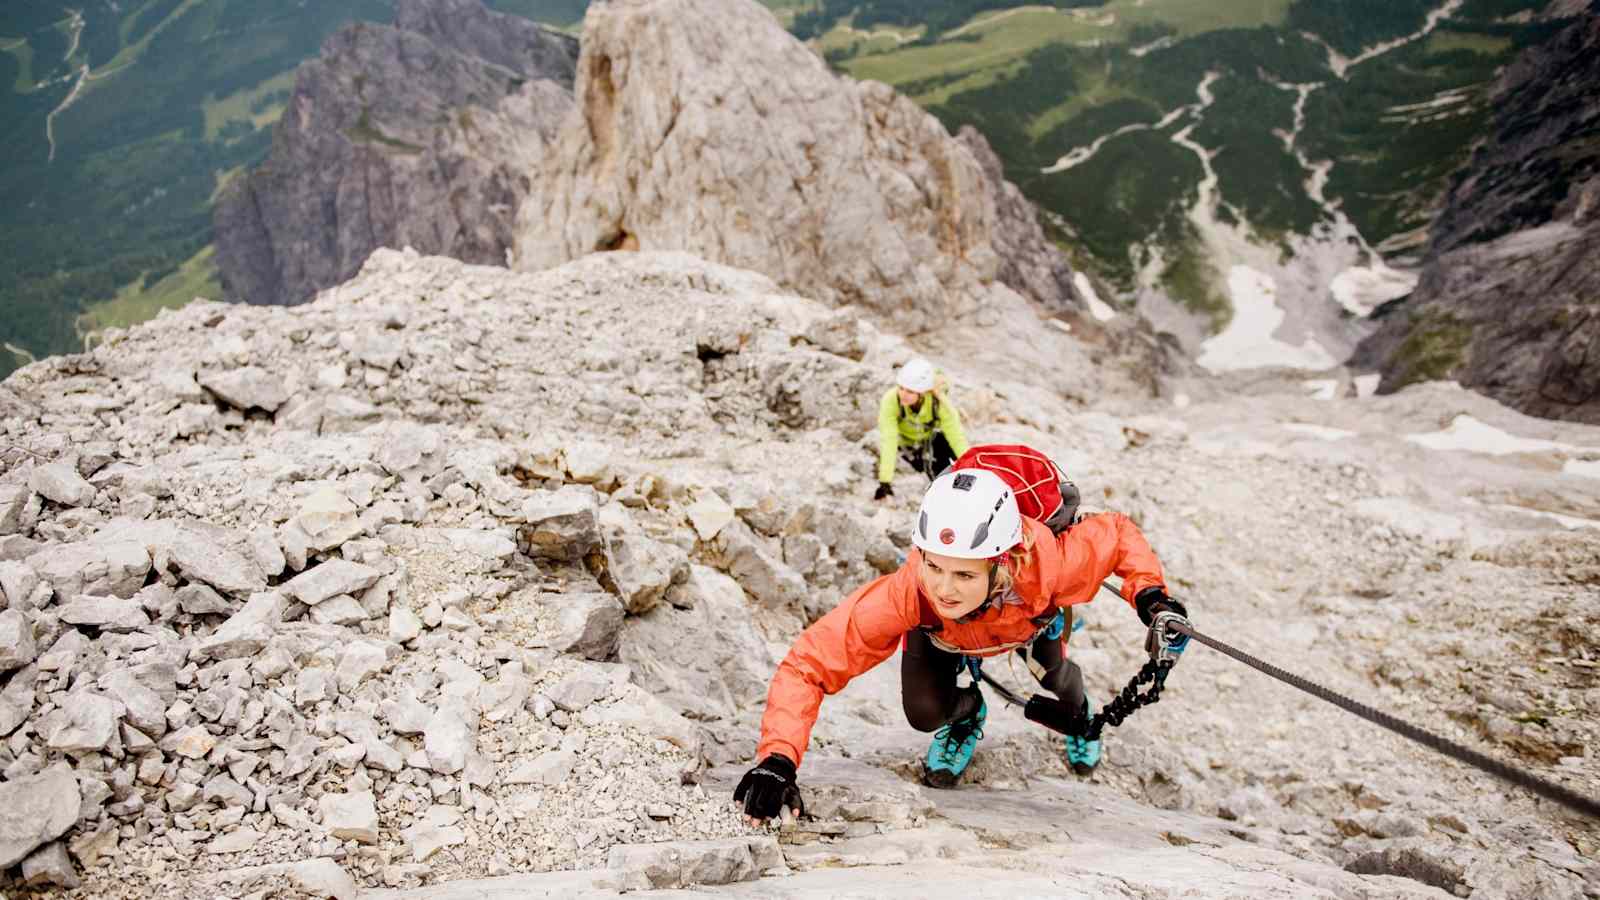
[[877, 386, 969, 482]]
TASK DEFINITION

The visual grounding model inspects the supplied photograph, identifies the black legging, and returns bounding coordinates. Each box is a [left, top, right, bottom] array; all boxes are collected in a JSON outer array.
[[901, 616, 1085, 732], [900, 432, 958, 480]]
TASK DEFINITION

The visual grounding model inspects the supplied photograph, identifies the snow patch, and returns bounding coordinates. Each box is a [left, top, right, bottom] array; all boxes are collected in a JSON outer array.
[[1353, 373, 1382, 398], [1197, 267, 1338, 372], [1075, 272, 1116, 321], [1309, 0, 1466, 79], [1130, 35, 1176, 57], [1564, 458, 1600, 479], [1483, 503, 1600, 532], [1405, 414, 1583, 455]]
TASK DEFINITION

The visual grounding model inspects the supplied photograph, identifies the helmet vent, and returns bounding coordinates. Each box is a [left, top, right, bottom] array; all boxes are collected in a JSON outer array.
[[969, 512, 994, 550], [918, 511, 929, 540]]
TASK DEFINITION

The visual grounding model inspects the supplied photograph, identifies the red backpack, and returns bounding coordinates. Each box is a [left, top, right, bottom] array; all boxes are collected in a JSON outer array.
[[950, 444, 1080, 534]]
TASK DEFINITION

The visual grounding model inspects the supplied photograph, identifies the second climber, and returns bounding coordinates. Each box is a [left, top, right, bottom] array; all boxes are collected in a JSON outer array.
[[875, 357, 969, 501]]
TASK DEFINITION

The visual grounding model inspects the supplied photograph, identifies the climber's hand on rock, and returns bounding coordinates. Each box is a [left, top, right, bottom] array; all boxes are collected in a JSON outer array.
[[732, 754, 803, 826]]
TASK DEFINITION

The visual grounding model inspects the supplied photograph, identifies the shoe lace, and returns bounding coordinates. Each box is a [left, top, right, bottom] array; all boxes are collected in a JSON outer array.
[[935, 716, 985, 759]]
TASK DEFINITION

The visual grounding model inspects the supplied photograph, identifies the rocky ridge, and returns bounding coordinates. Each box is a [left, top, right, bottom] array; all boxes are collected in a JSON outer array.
[[0, 248, 1598, 897], [1355, 10, 1600, 424], [212, 0, 579, 308], [514, 0, 1101, 333]]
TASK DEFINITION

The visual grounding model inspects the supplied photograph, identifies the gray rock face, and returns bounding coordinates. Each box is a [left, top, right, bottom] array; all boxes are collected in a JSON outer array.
[[954, 126, 1081, 314], [1354, 12, 1600, 423], [21, 840, 79, 889], [422, 708, 475, 775], [46, 693, 120, 752], [607, 836, 783, 891], [514, 0, 1004, 329], [394, 0, 577, 81], [0, 767, 80, 867], [599, 508, 689, 615], [0, 609, 36, 671], [0, 485, 28, 534], [620, 566, 773, 730], [57, 595, 150, 631], [213, 0, 578, 307]]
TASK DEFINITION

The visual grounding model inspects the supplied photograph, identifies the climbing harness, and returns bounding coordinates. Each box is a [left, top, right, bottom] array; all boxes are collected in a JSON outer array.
[[898, 393, 945, 479], [1170, 619, 1600, 820]]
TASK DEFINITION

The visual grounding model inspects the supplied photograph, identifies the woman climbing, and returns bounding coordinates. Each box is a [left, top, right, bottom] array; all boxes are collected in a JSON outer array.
[[874, 357, 969, 500], [735, 468, 1189, 824]]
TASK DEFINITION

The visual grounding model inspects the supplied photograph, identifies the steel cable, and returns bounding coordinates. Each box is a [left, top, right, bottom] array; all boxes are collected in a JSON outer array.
[[1171, 621, 1600, 820]]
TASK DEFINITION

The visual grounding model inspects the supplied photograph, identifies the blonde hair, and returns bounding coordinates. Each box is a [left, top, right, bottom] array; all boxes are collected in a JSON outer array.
[[988, 527, 1035, 599]]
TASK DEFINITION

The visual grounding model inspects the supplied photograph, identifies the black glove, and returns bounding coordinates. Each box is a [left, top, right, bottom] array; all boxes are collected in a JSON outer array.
[[733, 754, 803, 822], [873, 483, 893, 501], [1135, 587, 1190, 659], [1024, 693, 1090, 736]]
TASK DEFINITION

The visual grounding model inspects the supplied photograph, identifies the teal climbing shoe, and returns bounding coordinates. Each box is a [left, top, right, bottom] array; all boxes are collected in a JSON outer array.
[[922, 697, 987, 788], [1065, 696, 1101, 776]]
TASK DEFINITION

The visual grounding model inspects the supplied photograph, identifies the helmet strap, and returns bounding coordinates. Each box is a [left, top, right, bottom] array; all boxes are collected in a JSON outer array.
[[962, 555, 1006, 620]]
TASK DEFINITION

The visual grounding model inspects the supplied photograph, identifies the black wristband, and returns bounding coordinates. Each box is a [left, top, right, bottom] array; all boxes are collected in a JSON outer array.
[[1135, 587, 1186, 626], [755, 753, 796, 782]]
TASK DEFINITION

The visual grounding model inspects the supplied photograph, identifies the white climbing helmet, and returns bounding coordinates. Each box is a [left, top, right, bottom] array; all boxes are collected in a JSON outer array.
[[897, 357, 936, 393], [912, 469, 1023, 559]]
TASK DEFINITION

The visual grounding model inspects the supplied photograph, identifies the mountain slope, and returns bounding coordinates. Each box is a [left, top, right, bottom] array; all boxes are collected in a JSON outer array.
[[212, 0, 579, 307], [1352, 10, 1600, 422], [2, 247, 1597, 897]]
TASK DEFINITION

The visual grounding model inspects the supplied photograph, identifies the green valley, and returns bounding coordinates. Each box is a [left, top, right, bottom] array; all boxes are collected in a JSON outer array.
[[817, 0, 1552, 301]]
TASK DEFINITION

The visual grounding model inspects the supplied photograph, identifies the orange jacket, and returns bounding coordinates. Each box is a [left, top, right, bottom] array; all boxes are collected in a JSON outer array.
[[756, 514, 1165, 767]]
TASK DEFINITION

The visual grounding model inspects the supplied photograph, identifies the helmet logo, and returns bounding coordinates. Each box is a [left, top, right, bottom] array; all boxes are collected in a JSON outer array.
[[938, 528, 956, 545], [952, 473, 976, 492]]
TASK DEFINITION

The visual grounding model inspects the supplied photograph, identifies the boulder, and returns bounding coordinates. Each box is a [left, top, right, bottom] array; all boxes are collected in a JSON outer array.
[[0, 766, 80, 867], [197, 366, 290, 412], [0, 609, 37, 672], [518, 486, 604, 562], [28, 462, 95, 508], [552, 591, 625, 661], [281, 559, 382, 606], [318, 790, 380, 844], [606, 836, 783, 891]]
